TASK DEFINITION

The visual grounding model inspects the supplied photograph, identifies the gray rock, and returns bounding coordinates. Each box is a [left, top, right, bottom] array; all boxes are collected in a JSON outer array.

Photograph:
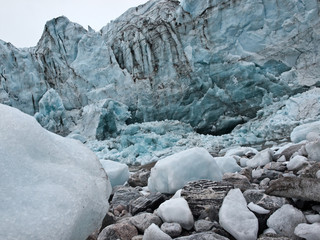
[[175, 232, 230, 240], [128, 169, 151, 187], [298, 162, 320, 178], [129, 192, 166, 215], [160, 223, 182, 238], [263, 162, 286, 172], [111, 186, 141, 209], [181, 180, 233, 219], [143, 223, 172, 240], [258, 233, 291, 240], [194, 219, 214, 232], [266, 176, 320, 202], [267, 204, 306, 238], [98, 222, 138, 240], [274, 143, 305, 161], [294, 222, 320, 240], [243, 189, 287, 211], [222, 172, 252, 192], [130, 213, 162, 233], [132, 236, 144, 240]]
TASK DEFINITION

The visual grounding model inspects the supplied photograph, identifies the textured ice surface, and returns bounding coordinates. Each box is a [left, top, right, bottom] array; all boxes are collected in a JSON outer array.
[[214, 156, 241, 174], [0, 104, 111, 240], [1, 0, 320, 165], [148, 147, 223, 194], [219, 188, 258, 240], [1, 0, 319, 137], [99, 160, 129, 187], [157, 198, 194, 230], [291, 121, 320, 143]]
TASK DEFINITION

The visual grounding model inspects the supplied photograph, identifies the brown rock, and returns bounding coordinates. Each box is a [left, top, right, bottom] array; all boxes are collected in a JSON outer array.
[[98, 222, 138, 240]]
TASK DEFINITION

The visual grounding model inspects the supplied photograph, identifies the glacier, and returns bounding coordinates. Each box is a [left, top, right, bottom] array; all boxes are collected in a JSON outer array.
[[0, 104, 111, 240], [0, 0, 319, 163]]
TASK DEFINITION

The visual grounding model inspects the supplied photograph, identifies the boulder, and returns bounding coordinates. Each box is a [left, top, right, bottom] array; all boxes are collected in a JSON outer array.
[[97, 222, 138, 240], [148, 148, 223, 194], [246, 148, 273, 168], [130, 213, 162, 233], [143, 224, 172, 240], [0, 104, 111, 240], [181, 180, 233, 219], [100, 160, 129, 187], [267, 204, 306, 238], [160, 223, 182, 238], [111, 186, 141, 210], [266, 176, 320, 202], [294, 222, 320, 240], [129, 192, 166, 215], [219, 189, 258, 240], [157, 198, 194, 230], [175, 231, 230, 240]]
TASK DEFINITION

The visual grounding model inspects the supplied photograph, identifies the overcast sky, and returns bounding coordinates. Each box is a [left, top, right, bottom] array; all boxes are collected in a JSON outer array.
[[0, 0, 149, 48]]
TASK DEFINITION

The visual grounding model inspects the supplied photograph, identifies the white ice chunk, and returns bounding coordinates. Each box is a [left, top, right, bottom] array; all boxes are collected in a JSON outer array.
[[247, 202, 270, 214], [100, 160, 129, 187], [294, 223, 320, 240], [0, 104, 111, 240], [157, 198, 194, 230], [291, 121, 320, 143], [219, 189, 258, 240], [246, 148, 273, 168], [305, 140, 320, 162], [286, 155, 309, 171], [214, 156, 242, 174], [267, 204, 306, 238], [306, 214, 320, 224], [143, 223, 172, 240], [224, 147, 258, 157], [148, 147, 222, 194]]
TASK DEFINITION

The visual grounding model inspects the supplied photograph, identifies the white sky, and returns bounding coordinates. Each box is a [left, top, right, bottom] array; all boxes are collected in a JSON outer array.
[[0, 0, 149, 48]]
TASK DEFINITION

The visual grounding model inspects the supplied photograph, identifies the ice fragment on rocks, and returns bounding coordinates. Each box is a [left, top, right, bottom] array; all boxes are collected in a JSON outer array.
[[294, 222, 320, 240], [143, 223, 172, 240], [246, 148, 273, 168], [219, 188, 258, 240], [267, 204, 306, 238], [291, 121, 320, 143], [286, 155, 309, 171], [100, 160, 129, 187], [148, 147, 223, 194], [157, 198, 194, 230]]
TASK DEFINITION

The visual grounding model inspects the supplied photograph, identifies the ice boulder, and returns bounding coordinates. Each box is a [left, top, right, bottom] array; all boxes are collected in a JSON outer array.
[[0, 104, 111, 240], [246, 148, 273, 168], [214, 156, 241, 174], [219, 188, 258, 240], [34, 88, 66, 134], [291, 121, 320, 143], [100, 160, 129, 187], [148, 147, 223, 194], [305, 140, 320, 162], [157, 198, 194, 230], [78, 99, 130, 140]]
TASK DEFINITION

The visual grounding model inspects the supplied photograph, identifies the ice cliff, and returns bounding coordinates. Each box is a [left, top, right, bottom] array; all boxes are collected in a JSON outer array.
[[0, 0, 320, 162]]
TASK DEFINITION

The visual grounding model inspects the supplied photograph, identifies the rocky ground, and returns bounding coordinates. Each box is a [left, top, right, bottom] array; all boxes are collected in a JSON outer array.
[[87, 135, 320, 240]]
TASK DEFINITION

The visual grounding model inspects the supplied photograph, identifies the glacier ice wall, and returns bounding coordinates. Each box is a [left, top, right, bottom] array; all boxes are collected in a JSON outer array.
[[0, 0, 319, 139]]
